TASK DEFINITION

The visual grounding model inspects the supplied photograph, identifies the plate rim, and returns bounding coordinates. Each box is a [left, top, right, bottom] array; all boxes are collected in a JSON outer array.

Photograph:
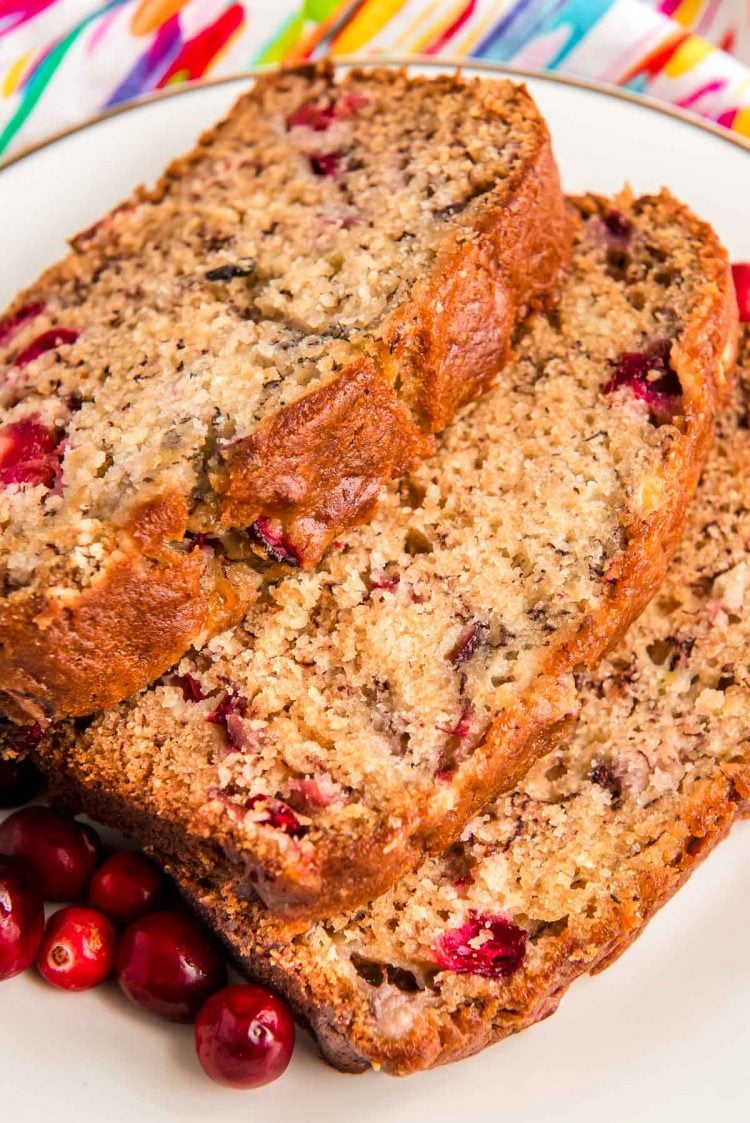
[[1, 53, 748, 178]]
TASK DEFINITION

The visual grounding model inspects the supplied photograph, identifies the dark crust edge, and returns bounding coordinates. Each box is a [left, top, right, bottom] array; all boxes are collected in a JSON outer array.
[[0, 63, 571, 723], [0, 492, 256, 724]]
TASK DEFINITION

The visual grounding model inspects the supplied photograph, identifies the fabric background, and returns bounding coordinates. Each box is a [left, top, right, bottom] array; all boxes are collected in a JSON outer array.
[[1, 1, 749, 159]]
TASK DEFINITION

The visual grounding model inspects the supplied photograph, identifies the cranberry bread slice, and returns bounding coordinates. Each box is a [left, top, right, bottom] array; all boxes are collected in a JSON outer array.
[[0, 64, 572, 724], [27, 191, 738, 922], [147, 327, 750, 1074]]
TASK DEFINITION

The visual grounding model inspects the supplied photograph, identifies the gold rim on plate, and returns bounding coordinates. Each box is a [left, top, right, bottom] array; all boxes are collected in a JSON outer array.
[[1, 54, 748, 175]]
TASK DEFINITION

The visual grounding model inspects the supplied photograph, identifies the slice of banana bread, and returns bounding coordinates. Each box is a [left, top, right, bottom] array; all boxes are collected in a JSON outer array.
[[153, 327, 750, 1074], [0, 64, 572, 724], [28, 191, 738, 922]]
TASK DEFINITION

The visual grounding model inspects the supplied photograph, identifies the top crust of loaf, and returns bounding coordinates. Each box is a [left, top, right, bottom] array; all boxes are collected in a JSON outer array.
[[30, 190, 739, 920], [0, 63, 572, 721]]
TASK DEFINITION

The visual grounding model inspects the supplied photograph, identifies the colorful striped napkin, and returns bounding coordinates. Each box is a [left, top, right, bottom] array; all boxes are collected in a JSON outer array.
[[1, 1, 749, 159]]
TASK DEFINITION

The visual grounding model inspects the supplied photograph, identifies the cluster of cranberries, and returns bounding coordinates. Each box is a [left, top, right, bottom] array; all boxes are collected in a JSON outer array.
[[0, 773, 295, 1090]]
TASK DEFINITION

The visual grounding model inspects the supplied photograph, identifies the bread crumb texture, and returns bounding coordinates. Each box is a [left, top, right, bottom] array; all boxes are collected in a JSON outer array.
[[1, 63, 575, 721], [42, 189, 737, 921], [0, 66, 550, 594], [176, 330, 750, 1074]]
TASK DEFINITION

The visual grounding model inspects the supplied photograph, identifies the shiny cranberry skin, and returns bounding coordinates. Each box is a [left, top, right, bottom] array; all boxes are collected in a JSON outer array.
[[37, 906, 116, 990], [0, 857, 44, 980], [116, 911, 227, 1022], [0, 807, 100, 901], [0, 757, 43, 808], [88, 851, 166, 925], [732, 263, 750, 323], [195, 985, 295, 1089]]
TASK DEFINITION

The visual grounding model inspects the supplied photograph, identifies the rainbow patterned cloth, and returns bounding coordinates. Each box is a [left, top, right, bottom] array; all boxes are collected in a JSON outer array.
[[1, 0, 750, 159]]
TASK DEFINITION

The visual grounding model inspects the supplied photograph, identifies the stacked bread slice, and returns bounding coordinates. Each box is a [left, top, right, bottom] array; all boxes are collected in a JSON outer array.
[[0, 64, 571, 725], [169, 327, 750, 1074], [1, 65, 744, 1077]]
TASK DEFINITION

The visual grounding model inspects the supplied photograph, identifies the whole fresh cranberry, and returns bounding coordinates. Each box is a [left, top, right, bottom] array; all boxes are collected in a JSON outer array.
[[195, 984, 295, 1089], [732, 263, 750, 323], [89, 851, 166, 925], [116, 911, 227, 1022], [36, 906, 116, 990], [0, 757, 43, 808], [0, 807, 101, 901], [0, 857, 44, 980]]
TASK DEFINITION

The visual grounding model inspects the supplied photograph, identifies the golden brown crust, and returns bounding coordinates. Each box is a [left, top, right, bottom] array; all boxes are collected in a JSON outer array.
[[0, 65, 572, 723], [0, 493, 255, 723], [382, 123, 573, 432], [214, 358, 434, 565]]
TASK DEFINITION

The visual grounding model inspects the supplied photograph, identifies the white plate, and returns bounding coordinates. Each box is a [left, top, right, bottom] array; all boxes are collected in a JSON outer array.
[[1, 62, 749, 1123]]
